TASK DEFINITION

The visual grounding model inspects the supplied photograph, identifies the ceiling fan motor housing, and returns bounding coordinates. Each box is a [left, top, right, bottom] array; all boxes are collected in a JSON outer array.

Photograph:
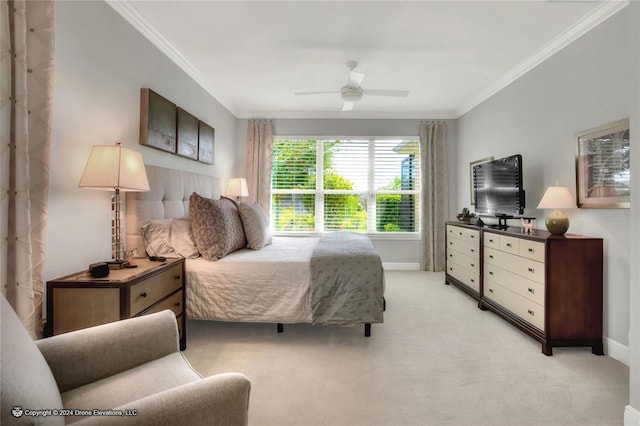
[[341, 86, 363, 101]]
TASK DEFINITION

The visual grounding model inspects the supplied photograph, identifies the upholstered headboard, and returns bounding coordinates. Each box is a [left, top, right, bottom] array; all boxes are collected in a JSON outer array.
[[125, 165, 221, 256]]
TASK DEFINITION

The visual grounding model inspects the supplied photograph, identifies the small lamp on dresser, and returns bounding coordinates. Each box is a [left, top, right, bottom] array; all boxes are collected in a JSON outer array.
[[537, 185, 576, 235], [78, 142, 149, 265], [226, 177, 249, 201]]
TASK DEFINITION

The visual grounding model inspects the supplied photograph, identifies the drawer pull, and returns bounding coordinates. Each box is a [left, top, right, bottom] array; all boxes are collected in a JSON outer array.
[[489, 239, 494, 243], [489, 271, 494, 275], [527, 309, 535, 316], [489, 288, 494, 293], [449, 267, 453, 271], [489, 255, 494, 259], [528, 248, 535, 253], [470, 263, 475, 268], [470, 278, 475, 283], [140, 292, 148, 298], [528, 288, 535, 294], [470, 249, 475, 253], [174, 302, 181, 307], [528, 267, 535, 274], [471, 235, 475, 239], [174, 275, 181, 280], [506, 243, 512, 247], [449, 254, 453, 257]]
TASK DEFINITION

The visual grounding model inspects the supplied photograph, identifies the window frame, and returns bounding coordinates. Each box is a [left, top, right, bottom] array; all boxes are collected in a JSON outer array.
[[271, 136, 421, 237]]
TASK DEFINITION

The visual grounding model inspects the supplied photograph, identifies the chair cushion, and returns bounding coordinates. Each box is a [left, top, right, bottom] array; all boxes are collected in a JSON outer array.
[[1, 296, 65, 425], [61, 352, 201, 424]]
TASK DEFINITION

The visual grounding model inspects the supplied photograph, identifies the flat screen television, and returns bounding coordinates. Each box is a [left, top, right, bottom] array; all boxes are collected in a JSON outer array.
[[473, 154, 525, 216]]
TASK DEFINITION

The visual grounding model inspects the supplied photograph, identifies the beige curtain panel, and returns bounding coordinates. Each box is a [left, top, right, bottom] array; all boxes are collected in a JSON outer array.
[[419, 122, 448, 272], [1, 0, 55, 338], [244, 120, 274, 218]]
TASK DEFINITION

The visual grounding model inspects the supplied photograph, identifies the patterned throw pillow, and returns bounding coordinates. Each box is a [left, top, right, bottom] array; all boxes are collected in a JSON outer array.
[[238, 202, 272, 250], [189, 192, 247, 260]]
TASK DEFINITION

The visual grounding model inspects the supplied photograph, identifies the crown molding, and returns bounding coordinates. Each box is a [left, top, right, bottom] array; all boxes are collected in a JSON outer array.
[[104, 0, 239, 117], [456, 0, 630, 118], [107, 0, 628, 121]]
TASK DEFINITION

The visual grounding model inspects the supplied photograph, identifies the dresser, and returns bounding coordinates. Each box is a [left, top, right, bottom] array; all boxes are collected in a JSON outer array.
[[45, 258, 186, 350], [445, 222, 481, 300], [481, 227, 603, 356]]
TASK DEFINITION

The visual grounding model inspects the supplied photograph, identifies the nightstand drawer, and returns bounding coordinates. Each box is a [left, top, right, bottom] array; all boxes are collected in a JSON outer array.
[[144, 290, 183, 317], [130, 264, 183, 315]]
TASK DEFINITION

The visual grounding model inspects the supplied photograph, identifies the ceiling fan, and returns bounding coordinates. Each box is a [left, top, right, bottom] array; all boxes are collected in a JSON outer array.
[[295, 61, 410, 111]]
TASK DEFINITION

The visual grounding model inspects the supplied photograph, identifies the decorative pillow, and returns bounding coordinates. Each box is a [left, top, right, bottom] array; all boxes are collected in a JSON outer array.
[[238, 202, 272, 250], [189, 192, 247, 260], [170, 216, 200, 259], [142, 219, 177, 257]]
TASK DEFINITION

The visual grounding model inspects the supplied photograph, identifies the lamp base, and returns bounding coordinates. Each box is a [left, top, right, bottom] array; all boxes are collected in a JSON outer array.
[[545, 209, 569, 235]]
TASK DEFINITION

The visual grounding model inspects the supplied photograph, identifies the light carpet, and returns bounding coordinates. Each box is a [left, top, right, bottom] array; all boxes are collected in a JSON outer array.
[[184, 271, 628, 426]]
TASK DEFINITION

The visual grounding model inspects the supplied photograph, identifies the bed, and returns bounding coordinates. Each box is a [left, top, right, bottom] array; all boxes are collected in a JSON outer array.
[[125, 165, 384, 336]]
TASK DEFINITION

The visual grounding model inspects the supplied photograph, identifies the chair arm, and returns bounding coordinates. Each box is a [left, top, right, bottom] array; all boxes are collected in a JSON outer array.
[[75, 373, 251, 426], [36, 310, 179, 393]]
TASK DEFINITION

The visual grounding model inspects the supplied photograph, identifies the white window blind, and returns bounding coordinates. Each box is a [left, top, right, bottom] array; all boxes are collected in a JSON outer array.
[[271, 138, 420, 234]]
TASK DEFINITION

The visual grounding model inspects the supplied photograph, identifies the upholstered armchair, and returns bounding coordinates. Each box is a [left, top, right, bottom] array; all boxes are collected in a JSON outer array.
[[1, 296, 250, 425]]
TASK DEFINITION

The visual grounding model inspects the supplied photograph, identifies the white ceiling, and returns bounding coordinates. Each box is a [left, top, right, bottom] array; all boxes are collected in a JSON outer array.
[[107, 1, 627, 119]]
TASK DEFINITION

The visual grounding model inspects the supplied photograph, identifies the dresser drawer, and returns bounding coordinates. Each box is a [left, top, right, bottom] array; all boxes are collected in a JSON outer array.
[[447, 225, 479, 245], [484, 263, 544, 306], [448, 238, 480, 258], [484, 247, 545, 285], [519, 239, 545, 263], [499, 235, 520, 255], [448, 250, 479, 273], [447, 262, 480, 293], [130, 264, 183, 315], [484, 232, 500, 249], [484, 279, 545, 331]]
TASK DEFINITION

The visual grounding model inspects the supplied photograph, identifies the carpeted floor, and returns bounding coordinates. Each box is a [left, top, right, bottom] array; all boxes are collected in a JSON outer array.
[[183, 271, 628, 426]]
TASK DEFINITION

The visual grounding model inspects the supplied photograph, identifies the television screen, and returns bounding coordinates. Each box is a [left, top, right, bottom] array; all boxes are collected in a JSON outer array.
[[473, 154, 525, 215]]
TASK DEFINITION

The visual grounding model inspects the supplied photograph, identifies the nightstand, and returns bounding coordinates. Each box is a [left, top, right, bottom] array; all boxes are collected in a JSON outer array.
[[45, 258, 186, 350]]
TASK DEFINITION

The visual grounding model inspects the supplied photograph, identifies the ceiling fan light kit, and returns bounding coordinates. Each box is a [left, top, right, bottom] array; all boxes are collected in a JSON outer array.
[[295, 60, 409, 111]]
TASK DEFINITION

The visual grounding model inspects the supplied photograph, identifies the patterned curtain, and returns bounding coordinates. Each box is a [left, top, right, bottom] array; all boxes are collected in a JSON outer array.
[[244, 120, 273, 217], [0, 0, 54, 338], [419, 122, 448, 272]]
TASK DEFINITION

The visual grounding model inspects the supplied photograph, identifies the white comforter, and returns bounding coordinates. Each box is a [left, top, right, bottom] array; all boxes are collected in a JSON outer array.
[[185, 236, 319, 323]]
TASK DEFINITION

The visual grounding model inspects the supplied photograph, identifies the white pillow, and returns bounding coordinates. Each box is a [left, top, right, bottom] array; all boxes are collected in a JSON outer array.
[[141, 219, 177, 257], [238, 202, 272, 250], [170, 216, 199, 258]]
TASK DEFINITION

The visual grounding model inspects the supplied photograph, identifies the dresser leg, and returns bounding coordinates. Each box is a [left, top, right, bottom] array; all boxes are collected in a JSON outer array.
[[277, 323, 283, 333], [542, 343, 553, 356], [364, 323, 371, 337], [592, 341, 604, 356]]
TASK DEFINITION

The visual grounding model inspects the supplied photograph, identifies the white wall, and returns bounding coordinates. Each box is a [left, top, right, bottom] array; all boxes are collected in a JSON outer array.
[[626, 2, 640, 423], [456, 7, 634, 357], [236, 118, 458, 265], [45, 1, 238, 281]]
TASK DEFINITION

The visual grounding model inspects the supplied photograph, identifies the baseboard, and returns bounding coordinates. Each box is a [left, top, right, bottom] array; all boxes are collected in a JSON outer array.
[[625, 405, 640, 426], [605, 336, 629, 366], [383, 262, 420, 271]]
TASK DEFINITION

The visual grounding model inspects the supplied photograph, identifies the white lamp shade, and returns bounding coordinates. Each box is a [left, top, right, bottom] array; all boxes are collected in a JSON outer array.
[[226, 177, 249, 198], [79, 143, 150, 191], [536, 185, 576, 209]]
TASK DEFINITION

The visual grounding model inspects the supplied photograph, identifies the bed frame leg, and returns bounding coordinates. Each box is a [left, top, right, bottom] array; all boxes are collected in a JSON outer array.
[[364, 323, 371, 337], [277, 323, 284, 333]]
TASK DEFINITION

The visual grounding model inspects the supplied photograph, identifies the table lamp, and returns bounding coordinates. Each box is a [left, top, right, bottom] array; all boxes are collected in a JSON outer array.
[[79, 143, 150, 264], [536, 185, 576, 235], [226, 177, 249, 201]]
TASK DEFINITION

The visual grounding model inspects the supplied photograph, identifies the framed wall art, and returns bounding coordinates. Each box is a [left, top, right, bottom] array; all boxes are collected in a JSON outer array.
[[575, 118, 630, 208], [469, 157, 493, 205], [139, 88, 177, 153], [176, 107, 199, 160], [198, 121, 215, 165]]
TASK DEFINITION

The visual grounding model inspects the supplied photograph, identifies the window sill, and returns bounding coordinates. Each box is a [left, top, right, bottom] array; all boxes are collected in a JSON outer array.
[[272, 232, 420, 241]]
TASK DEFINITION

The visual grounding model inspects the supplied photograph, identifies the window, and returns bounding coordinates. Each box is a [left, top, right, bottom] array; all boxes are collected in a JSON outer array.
[[271, 138, 420, 234]]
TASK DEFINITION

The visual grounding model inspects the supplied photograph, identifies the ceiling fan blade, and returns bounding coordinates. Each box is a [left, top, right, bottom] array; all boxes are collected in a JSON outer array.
[[342, 101, 354, 112], [362, 89, 409, 97], [295, 91, 341, 96], [347, 71, 365, 87]]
